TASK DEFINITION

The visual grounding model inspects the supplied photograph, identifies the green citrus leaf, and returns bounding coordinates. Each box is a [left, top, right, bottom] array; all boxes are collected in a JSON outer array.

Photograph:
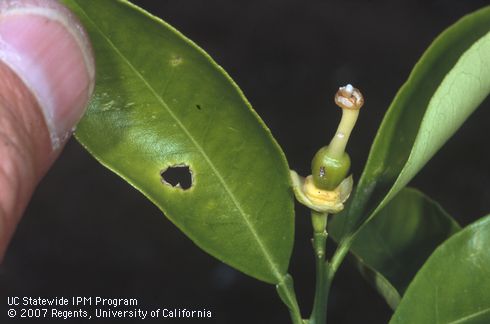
[[390, 215, 490, 323], [61, 0, 294, 284], [331, 6, 490, 240], [347, 188, 460, 309]]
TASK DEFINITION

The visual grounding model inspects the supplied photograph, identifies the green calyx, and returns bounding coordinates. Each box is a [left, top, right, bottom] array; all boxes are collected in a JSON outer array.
[[311, 146, 351, 190]]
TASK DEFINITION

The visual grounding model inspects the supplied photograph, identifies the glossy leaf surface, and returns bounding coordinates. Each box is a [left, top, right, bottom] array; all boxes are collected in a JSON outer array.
[[390, 215, 490, 323], [349, 188, 460, 309], [331, 6, 490, 240], [62, 0, 294, 284]]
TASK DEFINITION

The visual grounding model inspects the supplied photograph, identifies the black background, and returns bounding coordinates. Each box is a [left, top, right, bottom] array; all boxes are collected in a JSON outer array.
[[2, 0, 490, 323]]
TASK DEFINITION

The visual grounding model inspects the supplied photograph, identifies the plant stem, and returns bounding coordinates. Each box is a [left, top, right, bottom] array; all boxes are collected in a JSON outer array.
[[309, 215, 355, 324], [309, 211, 330, 324], [276, 274, 304, 324]]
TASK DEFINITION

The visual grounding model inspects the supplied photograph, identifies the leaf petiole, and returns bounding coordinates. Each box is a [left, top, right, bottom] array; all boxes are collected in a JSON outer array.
[[276, 274, 304, 324]]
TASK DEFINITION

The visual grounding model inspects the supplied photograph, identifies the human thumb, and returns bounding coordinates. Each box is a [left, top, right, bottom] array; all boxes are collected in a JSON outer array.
[[0, 0, 95, 259]]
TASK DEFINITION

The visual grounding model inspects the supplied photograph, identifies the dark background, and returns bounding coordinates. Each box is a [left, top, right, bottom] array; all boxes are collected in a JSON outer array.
[[2, 0, 490, 323]]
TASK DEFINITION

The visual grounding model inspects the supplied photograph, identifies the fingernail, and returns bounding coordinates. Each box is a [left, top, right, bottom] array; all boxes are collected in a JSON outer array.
[[0, 0, 95, 149]]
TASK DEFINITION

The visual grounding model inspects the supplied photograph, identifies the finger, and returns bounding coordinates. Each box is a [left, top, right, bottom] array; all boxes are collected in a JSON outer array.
[[0, 0, 95, 259]]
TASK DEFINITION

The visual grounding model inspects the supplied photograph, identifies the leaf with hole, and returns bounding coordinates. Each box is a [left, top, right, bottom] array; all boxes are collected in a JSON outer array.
[[62, 0, 294, 284], [390, 215, 490, 324], [346, 188, 460, 309], [330, 6, 490, 241]]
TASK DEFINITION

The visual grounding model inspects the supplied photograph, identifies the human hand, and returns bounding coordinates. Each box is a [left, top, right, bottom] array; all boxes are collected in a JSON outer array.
[[0, 0, 94, 259]]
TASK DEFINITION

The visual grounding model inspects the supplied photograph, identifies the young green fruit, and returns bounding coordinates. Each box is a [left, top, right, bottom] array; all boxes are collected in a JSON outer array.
[[311, 84, 363, 190], [311, 146, 351, 190]]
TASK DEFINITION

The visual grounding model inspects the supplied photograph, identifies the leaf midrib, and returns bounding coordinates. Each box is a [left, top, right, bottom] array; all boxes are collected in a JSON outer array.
[[72, 0, 283, 282], [446, 307, 490, 324]]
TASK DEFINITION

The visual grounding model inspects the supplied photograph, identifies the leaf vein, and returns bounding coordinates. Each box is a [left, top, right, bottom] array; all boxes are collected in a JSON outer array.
[[446, 307, 490, 324]]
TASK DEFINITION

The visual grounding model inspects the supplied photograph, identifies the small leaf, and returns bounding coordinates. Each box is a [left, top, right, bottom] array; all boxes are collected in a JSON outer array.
[[62, 0, 294, 284], [331, 6, 490, 240], [345, 188, 460, 309], [390, 215, 490, 324]]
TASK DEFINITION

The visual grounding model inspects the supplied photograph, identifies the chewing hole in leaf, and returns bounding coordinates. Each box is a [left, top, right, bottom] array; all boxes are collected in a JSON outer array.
[[160, 165, 193, 190]]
